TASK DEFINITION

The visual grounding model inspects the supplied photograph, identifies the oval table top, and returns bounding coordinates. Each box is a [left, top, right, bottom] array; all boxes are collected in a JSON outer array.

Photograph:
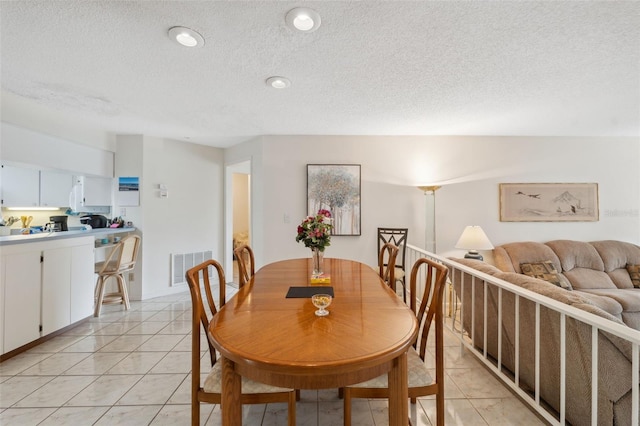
[[209, 257, 418, 389]]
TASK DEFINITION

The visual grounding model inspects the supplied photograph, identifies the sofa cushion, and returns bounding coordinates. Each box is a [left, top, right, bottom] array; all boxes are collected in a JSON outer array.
[[578, 289, 640, 313], [494, 242, 562, 274], [520, 261, 572, 290], [591, 240, 640, 271], [626, 264, 640, 288], [496, 271, 597, 307], [546, 240, 616, 290], [546, 240, 604, 271], [572, 291, 624, 319], [591, 240, 640, 289]]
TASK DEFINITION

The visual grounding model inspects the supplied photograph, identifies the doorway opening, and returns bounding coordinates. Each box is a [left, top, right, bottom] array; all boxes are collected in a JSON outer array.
[[225, 160, 251, 285]]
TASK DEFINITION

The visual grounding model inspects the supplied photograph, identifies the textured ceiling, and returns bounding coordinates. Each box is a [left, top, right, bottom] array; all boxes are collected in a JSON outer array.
[[1, 1, 639, 148]]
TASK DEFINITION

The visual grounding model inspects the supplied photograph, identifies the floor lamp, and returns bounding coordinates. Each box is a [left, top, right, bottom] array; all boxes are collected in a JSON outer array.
[[418, 186, 441, 253]]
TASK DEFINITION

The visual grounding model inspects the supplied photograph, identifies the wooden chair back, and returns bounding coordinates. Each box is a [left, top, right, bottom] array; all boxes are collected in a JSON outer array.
[[186, 259, 225, 368], [377, 228, 408, 300], [233, 244, 255, 288], [378, 242, 398, 291], [377, 227, 408, 272], [410, 257, 448, 360]]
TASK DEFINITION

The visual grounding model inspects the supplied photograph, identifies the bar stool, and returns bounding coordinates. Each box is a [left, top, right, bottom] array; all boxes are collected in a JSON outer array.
[[94, 234, 141, 317]]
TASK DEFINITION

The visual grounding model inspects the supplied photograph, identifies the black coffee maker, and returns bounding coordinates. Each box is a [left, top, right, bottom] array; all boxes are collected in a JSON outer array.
[[49, 215, 68, 232]]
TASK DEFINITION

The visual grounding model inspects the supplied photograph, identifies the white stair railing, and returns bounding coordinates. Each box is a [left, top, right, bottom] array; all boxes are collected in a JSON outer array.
[[406, 244, 640, 426]]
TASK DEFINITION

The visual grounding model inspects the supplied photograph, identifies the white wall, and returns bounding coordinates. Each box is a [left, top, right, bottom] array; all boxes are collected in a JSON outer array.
[[114, 135, 144, 299], [1, 122, 114, 177], [138, 136, 224, 299], [228, 135, 640, 269], [1, 92, 116, 152]]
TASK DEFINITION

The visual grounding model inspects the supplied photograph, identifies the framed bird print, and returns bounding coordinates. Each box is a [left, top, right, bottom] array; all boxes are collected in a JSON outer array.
[[499, 183, 599, 222]]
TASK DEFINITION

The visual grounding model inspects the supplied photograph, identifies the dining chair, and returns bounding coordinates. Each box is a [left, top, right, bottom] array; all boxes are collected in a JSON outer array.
[[93, 234, 141, 317], [185, 259, 296, 426], [378, 228, 409, 302], [378, 242, 399, 291], [343, 257, 448, 426], [233, 244, 255, 288]]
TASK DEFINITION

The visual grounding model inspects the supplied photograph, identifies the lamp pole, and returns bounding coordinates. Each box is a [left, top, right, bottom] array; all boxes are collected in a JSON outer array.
[[418, 186, 441, 253]]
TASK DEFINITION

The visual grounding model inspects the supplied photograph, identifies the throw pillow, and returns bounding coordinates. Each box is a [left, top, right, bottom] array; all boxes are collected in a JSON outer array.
[[520, 261, 572, 290], [627, 264, 640, 288]]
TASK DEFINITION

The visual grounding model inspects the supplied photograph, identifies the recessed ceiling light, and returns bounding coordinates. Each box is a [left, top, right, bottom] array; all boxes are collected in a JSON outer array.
[[168, 26, 205, 47], [285, 8, 321, 33], [266, 76, 291, 89]]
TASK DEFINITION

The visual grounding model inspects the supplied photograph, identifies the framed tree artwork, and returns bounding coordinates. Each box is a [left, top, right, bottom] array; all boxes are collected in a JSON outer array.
[[499, 182, 599, 222], [307, 164, 361, 236]]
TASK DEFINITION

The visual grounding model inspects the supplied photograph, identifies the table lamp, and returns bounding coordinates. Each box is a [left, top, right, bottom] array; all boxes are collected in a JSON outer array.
[[455, 225, 494, 260]]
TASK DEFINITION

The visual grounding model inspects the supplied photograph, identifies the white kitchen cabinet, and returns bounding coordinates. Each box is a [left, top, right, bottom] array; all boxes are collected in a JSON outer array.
[[42, 247, 72, 335], [1, 164, 40, 207], [40, 170, 73, 207], [3, 250, 42, 352], [1, 236, 95, 355], [83, 176, 112, 206], [0, 258, 3, 355], [70, 243, 95, 322], [1, 165, 74, 208]]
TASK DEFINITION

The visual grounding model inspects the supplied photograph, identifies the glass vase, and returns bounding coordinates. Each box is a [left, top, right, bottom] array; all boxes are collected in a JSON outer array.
[[311, 247, 324, 275]]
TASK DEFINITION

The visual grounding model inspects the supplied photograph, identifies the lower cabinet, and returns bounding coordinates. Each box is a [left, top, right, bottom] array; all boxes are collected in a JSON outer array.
[[70, 244, 95, 322], [3, 251, 42, 353], [42, 247, 72, 336], [1, 237, 94, 354]]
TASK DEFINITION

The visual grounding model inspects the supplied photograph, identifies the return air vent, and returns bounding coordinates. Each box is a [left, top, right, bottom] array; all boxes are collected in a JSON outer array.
[[171, 250, 213, 287]]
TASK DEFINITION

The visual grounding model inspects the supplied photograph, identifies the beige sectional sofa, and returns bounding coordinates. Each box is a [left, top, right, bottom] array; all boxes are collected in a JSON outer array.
[[452, 240, 640, 426]]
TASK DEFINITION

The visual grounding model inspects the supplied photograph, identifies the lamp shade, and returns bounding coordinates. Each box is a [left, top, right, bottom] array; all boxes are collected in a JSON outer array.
[[455, 226, 494, 251]]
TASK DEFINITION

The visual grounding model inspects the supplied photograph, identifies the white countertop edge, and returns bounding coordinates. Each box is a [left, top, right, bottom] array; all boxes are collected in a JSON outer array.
[[0, 227, 136, 246]]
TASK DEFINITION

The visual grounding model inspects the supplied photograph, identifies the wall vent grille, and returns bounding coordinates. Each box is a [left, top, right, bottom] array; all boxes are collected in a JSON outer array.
[[171, 250, 213, 287]]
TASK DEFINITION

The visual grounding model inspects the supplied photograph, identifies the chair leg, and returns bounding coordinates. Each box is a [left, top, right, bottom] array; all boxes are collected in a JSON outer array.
[[117, 274, 131, 310], [343, 387, 351, 426], [94, 276, 106, 317], [192, 396, 200, 426], [436, 388, 445, 426]]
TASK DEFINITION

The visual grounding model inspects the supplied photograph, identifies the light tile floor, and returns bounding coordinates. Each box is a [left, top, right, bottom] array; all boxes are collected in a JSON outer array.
[[0, 285, 546, 425]]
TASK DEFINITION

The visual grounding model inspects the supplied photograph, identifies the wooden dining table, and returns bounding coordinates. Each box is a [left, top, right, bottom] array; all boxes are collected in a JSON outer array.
[[208, 257, 418, 425]]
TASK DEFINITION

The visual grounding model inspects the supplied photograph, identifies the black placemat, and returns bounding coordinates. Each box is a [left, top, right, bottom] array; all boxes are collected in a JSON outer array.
[[286, 286, 334, 298]]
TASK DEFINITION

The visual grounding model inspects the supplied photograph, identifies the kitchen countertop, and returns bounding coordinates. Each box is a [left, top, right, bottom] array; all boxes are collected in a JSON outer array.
[[0, 227, 136, 246]]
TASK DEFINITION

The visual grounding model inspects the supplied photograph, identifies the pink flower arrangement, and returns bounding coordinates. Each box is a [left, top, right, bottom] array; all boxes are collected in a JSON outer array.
[[295, 209, 333, 251]]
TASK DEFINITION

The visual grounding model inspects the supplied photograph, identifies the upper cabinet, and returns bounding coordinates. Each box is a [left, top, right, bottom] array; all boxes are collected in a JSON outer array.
[[83, 176, 112, 206], [70, 176, 112, 210], [0, 165, 40, 207], [1, 164, 95, 209], [40, 170, 74, 207]]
